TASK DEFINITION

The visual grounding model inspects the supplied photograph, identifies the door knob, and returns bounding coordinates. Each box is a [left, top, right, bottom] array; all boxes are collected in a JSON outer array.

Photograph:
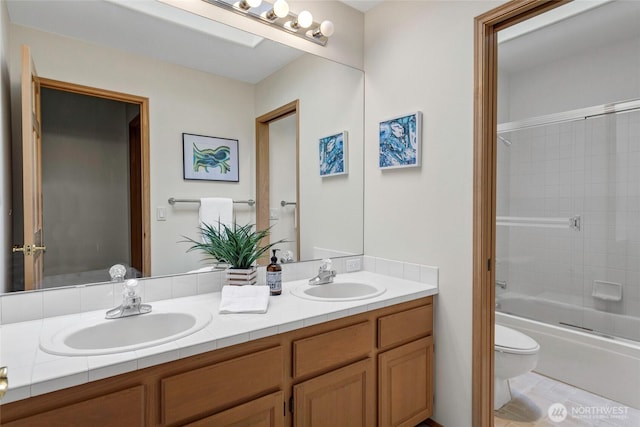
[[0, 366, 8, 400], [12, 244, 47, 255]]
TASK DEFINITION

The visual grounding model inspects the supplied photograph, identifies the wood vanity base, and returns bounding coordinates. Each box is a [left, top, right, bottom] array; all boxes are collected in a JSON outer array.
[[0, 296, 434, 427]]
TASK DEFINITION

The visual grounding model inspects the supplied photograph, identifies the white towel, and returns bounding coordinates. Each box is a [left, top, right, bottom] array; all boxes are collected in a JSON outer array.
[[199, 198, 233, 240], [219, 285, 270, 314]]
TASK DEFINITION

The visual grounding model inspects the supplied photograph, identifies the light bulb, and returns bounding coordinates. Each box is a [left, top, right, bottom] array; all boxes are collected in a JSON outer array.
[[319, 20, 334, 37], [273, 0, 289, 18], [297, 10, 313, 29], [238, 0, 261, 10]]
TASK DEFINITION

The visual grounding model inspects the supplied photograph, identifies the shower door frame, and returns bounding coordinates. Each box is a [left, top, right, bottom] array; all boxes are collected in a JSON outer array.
[[472, 1, 571, 426]]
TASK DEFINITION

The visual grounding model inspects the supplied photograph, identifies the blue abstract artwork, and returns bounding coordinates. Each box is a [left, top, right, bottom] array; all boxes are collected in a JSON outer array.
[[319, 131, 348, 177], [379, 112, 422, 169]]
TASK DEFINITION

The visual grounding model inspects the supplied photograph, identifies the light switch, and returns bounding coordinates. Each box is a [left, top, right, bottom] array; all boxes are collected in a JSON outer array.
[[156, 207, 166, 221], [270, 208, 279, 220]]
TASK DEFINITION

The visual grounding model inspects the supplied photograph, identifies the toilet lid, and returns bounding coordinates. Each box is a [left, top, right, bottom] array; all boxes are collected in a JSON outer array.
[[495, 324, 539, 354]]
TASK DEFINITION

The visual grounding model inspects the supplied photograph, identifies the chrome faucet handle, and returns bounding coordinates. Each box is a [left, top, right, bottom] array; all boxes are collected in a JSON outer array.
[[319, 258, 332, 272], [123, 279, 139, 297], [109, 264, 127, 282]]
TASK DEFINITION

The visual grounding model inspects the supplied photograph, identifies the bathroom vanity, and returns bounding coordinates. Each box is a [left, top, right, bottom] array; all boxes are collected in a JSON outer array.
[[0, 272, 436, 426]]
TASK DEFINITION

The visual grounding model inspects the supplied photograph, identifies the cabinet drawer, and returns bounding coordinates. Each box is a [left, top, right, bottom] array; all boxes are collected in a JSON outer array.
[[293, 321, 373, 379], [162, 346, 283, 425], [378, 303, 432, 349], [2, 385, 145, 427], [185, 391, 284, 427]]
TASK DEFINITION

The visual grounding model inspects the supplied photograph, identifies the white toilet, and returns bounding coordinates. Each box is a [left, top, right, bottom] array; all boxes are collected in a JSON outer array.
[[494, 324, 540, 410]]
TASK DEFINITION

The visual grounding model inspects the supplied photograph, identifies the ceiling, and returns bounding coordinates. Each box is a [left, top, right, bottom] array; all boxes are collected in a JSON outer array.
[[6, 0, 305, 84], [341, 0, 383, 13], [499, 0, 640, 74]]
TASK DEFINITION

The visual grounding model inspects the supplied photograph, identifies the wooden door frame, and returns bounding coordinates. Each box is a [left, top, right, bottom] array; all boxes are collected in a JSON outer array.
[[255, 100, 300, 264], [38, 78, 151, 277], [472, 1, 570, 425]]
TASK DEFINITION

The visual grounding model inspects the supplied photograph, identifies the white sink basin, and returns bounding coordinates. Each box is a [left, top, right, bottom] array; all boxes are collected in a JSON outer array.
[[40, 309, 212, 356], [291, 281, 386, 301]]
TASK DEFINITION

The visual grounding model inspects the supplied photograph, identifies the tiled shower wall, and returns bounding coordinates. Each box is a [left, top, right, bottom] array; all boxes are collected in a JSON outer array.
[[496, 109, 640, 321]]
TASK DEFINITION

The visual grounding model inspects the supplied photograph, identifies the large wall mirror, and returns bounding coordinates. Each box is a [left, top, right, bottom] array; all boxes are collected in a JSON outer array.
[[4, 0, 364, 293]]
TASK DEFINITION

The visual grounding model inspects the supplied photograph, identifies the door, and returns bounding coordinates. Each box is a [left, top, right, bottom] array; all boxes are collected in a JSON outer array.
[[378, 337, 434, 427], [256, 100, 300, 265], [293, 358, 374, 427], [129, 114, 143, 273], [17, 45, 45, 290]]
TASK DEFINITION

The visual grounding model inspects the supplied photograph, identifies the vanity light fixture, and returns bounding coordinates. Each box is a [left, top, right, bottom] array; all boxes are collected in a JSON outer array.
[[287, 10, 313, 30], [311, 20, 335, 38], [237, 0, 262, 11], [203, 0, 334, 46], [265, 0, 289, 20]]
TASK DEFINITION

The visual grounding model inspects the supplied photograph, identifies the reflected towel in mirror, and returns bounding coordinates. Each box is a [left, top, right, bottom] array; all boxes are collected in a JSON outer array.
[[199, 198, 233, 242]]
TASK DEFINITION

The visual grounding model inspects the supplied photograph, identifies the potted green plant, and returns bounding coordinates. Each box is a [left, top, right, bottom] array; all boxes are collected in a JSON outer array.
[[184, 222, 283, 285]]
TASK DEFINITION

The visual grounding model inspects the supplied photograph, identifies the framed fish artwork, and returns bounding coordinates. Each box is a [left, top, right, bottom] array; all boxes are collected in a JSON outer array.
[[182, 133, 239, 182]]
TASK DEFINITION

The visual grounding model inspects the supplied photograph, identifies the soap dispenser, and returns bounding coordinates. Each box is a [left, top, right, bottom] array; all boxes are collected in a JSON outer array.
[[267, 249, 282, 295]]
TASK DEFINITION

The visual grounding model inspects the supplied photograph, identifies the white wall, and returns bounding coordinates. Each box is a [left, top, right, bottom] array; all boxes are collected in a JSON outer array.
[[504, 36, 640, 121], [364, 1, 503, 425], [40, 89, 131, 277], [0, 0, 11, 292], [8, 24, 256, 277], [255, 54, 364, 260]]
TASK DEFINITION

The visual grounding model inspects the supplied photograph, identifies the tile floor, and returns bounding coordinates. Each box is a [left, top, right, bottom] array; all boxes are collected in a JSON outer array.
[[495, 372, 640, 426]]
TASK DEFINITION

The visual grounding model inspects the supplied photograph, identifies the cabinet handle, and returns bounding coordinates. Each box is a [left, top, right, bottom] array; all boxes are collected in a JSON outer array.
[[0, 366, 8, 400]]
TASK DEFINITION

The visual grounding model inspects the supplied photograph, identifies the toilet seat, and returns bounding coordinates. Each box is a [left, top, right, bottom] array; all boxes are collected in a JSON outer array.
[[495, 324, 539, 355]]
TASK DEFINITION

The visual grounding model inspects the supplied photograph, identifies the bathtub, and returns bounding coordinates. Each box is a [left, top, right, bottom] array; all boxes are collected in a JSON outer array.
[[496, 292, 640, 409]]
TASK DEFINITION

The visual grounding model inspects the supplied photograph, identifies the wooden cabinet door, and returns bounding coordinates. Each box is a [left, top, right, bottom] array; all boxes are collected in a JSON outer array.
[[186, 391, 284, 427], [378, 336, 434, 427], [293, 358, 374, 427]]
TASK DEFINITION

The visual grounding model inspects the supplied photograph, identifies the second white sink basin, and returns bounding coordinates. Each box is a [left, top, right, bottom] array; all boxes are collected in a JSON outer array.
[[40, 309, 212, 356], [291, 281, 386, 302]]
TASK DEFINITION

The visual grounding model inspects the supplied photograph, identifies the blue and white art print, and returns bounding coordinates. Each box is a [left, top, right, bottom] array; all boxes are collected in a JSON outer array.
[[319, 131, 348, 177], [379, 112, 422, 169]]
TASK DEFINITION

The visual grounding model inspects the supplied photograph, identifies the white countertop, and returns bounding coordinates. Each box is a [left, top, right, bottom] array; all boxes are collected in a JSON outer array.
[[0, 271, 437, 404]]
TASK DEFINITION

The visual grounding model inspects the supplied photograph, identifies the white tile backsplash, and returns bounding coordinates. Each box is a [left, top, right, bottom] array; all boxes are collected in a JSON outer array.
[[197, 271, 222, 294], [387, 259, 404, 279], [0, 254, 437, 326], [144, 277, 172, 303], [42, 287, 81, 318], [403, 263, 421, 282], [1, 291, 43, 324], [172, 274, 198, 298], [80, 283, 116, 312], [374, 257, 391, 276]]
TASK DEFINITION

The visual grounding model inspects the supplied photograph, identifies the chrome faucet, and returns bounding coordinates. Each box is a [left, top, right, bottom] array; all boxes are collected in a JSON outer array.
[[309, 259, 337, 285], [106, 279, 152, 319]]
